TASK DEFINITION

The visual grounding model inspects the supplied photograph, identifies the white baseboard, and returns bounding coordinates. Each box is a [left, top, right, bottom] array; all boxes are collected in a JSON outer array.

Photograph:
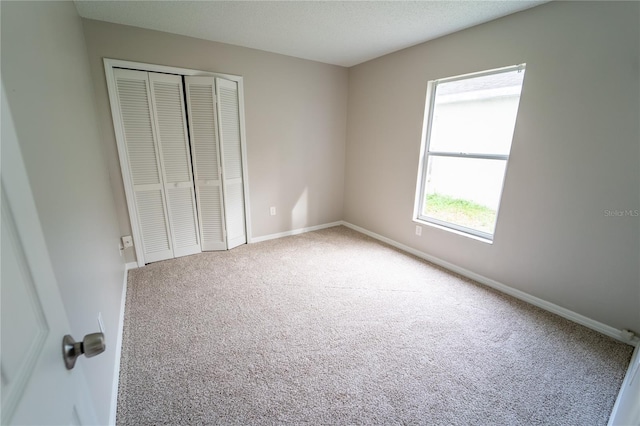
[[109, 265, 129, 425], [609, 344, 640, 425], [250, 221, 343, 244], [340, 221, 637, 346]]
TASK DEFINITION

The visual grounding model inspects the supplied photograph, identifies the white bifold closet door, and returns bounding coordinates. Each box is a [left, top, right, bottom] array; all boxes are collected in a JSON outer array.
[[114, 69, 201, 263], [185, 76, 247, 250], [184, 77, 226, 251], [216, 78, 247, 249]]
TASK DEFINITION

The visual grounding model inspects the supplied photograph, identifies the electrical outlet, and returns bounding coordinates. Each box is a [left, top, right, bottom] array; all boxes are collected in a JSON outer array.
[[121, 235, 133, 249], [270, 207, 276, 216], [415, 225, 422, 236]]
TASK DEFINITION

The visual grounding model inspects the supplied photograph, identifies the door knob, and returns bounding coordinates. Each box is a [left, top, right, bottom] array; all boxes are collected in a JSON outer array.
[[62, 332, 106, 370]]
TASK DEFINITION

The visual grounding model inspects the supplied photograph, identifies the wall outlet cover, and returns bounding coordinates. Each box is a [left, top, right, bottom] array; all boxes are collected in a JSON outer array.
[[121, 235, 133, 248]]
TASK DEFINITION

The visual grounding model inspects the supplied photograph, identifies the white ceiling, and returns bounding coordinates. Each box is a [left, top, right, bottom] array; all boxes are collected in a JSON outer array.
[[74, 1, 548, 67]]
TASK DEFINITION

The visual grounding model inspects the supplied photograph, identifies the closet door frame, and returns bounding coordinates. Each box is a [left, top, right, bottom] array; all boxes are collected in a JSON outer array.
[[104, 58, 252, 267]]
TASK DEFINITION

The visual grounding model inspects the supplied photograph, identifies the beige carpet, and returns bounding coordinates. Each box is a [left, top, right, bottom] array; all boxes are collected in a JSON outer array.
[[117, 226, 632, 425]]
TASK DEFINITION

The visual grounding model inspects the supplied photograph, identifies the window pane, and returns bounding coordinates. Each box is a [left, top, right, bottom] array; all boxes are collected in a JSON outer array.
[[428, 69, 525, 156], [422, 156, 507, 235]]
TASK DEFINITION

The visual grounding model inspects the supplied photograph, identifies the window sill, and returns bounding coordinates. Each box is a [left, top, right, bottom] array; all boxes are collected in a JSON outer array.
[[413, 218, 494, 245]]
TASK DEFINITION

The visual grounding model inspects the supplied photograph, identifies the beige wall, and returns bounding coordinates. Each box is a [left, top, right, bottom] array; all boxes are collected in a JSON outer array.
[[2, 1, 635, 420], [1, 2, 125, 423], [344, 1, 640, 331], [81, 20, 349, 263]]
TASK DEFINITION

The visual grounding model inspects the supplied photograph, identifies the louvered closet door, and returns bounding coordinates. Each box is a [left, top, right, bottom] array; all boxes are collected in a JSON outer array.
[[216, 78, 247, 249], [149, 72, 201, 258], [184, 77, 226, 251], [114, 69, 173, 263]]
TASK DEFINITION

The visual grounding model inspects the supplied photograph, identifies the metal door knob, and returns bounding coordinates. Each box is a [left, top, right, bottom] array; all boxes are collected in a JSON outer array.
[[62, 332, 106, 370]]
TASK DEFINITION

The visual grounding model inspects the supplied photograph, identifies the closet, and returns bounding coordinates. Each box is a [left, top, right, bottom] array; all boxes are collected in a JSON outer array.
[[111, 67, 247, 265]]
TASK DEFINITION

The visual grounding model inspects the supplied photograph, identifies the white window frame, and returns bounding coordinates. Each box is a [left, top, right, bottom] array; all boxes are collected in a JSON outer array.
[[413, 64, 526, 243]]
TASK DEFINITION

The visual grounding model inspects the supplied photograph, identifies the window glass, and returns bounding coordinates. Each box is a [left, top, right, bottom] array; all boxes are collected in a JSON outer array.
[[428, 69, 524, 156], [423, 156, 508, 235], [415, 65, 526, 241]]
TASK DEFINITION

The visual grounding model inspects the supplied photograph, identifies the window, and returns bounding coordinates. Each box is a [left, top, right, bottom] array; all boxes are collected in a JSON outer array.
[[414, 64, 526, 241]]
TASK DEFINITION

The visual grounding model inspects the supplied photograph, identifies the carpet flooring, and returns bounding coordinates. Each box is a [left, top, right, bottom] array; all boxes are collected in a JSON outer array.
[[117, 226, 633, 425]]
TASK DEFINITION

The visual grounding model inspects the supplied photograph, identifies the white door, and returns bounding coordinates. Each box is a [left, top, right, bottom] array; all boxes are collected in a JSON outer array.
[[113, 69, 202, 264], [1, 85, 98, 424], [149, 72, 201, 257], [114, 69, 174, 264], [184, 76, 227, 251], [216, 78, 247, 249], [106, 63, 249, 260]]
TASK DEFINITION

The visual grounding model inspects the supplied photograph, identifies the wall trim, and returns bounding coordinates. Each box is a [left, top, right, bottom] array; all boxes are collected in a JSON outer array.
[[608, 344, 640, 425], [250, 221, 343, 244], [109, 266, 129, 425], [340, 221, 638, 346]]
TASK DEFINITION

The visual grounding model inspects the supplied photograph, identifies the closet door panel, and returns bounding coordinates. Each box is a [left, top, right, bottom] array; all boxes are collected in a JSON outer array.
[[185, 77, 226, 251], [149, 73, 201, 257], [166, 186, 200, 256], [223, 181, 246, 249], [197, 185, 225, 250], [114, 69, 173, 263], [135, 190, 172, 263], [150, 77, 191, 182], [217, 78, 247, 249]]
